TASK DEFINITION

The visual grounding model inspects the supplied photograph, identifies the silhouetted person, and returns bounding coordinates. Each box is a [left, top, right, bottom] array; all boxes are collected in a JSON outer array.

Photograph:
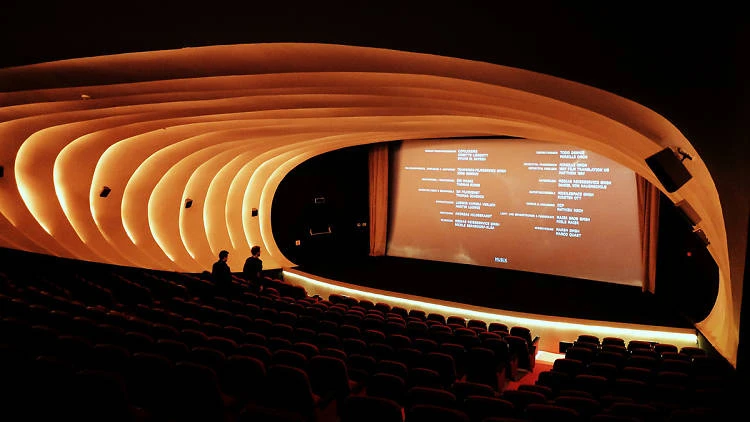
[[212, 249, 232, 297], [243, 245, 263, 289]]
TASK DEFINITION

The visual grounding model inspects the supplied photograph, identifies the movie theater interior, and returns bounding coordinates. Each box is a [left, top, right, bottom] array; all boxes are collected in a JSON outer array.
[[1, 2, 746, 421]]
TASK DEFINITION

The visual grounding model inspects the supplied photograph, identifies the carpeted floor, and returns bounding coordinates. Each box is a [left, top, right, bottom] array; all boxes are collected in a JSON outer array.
[[505, 351, 558, 390]]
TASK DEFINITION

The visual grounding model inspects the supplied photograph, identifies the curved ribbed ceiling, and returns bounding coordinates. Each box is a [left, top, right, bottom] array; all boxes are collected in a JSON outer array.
[[0, 43, 737, 366]]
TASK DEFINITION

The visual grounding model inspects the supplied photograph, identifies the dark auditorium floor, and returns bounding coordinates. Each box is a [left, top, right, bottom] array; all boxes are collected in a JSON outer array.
[[295, 255, 693, 329]]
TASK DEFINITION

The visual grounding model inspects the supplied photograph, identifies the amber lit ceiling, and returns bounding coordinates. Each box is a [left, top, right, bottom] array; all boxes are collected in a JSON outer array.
[[0, 43, 738, 365]]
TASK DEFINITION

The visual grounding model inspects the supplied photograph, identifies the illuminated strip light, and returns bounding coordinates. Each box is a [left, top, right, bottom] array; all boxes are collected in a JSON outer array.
[[123, 217, 139, 246], [537, 350, 565, 364], [0, 207, 19, 227], [148, 176, 179, 264], [15, 172, 53, 235], [90, 201, 104, 237], [283, 270, 698, 345], [150, 219, 176, 262], [54, 164, 88, 244]]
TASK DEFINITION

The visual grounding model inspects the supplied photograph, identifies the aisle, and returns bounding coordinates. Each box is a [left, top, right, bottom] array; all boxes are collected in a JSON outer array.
[[505, 351, 559, 390]]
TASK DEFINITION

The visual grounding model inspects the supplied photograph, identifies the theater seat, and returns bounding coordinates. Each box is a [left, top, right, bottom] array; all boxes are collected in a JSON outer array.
[[463, 396, 515, 422], [524, 403, 580, 422], [405, 386, 458, 409], [126, 352, 175, 418], [221, 355, 266, 409], [500, 390, 548, 419], [407, 404, 470, 422], [70, 369, 135, 422], [504, 335, 536, 375], [452, 380, 497, 402], [172, 361, 228, 422], [264, 364, 326, 422], [367, 372, 407, 405], [464, 346, 502, 390], [553, 395, 603, 420], [340, 395, 404, 422], [308, 355, 355, 408]]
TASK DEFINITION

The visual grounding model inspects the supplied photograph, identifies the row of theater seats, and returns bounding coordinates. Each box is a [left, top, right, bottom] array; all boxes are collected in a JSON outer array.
[[526, 334, 737, 421], [0, 267, 536, 422], [1, 261, 738, 422]]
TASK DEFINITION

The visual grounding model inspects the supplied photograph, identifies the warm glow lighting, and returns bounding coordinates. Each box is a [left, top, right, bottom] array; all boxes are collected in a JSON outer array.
[[53, 162, 88, 244], [123, 219, 138, 245], [39, 221, 52, 236], [283, 270, 698, 348], [0, 43, 733, 364], [180, 206, 198, 260], [151, 230, 170, 260], [1, 209, 19, 227], [15, 170, 49, 234], [90, 201, 102, 233], [148, 172, 179, 264], [537, 350, 565, 364], [203, 176, 220, 254]]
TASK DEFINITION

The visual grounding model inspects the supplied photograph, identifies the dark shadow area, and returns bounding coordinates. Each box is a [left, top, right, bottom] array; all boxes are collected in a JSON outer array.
[[654, 194, 719, 325], [296, 255, 693, 328], [271, 145, 371, 266]]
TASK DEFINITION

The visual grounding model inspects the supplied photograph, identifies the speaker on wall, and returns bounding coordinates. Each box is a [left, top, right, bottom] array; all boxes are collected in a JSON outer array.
[[251, 208, 258, 217], [185, 199, 193, 209], [645, 147, 692, 193], [0, 165, 4, 178], [99, 186, 111, 197], [693, 228, 710, 247], [675, 200, 701, 227]]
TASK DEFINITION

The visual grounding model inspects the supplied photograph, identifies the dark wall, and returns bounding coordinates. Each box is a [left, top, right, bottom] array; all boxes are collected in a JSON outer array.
[[271, 145, 370, 267], [654, 195, 719, 324]]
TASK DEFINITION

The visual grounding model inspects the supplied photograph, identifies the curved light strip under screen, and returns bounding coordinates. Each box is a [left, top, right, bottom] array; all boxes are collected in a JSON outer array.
[[0, 43, 734, 366], [283, 270, 698, 352]]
